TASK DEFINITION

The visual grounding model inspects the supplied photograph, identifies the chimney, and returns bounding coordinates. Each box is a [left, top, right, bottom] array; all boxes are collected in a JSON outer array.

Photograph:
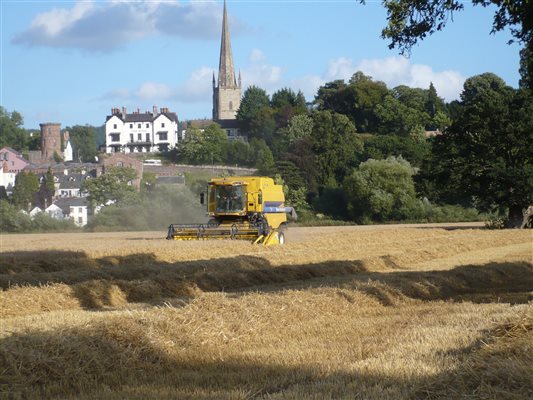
[[122, 107, 127, 118], [153, 105, 158, 115]]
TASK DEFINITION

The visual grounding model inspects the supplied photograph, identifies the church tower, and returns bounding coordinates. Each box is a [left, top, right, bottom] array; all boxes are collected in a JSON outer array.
[[213, 0, 241, 121]]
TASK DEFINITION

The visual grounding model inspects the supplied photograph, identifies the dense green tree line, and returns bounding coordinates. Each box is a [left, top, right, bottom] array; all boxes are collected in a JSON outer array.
[[223, 73, 530, 226]]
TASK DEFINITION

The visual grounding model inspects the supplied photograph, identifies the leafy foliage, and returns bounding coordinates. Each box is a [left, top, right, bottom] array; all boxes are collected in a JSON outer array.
[[82, 166, 138, 206], [343, 156, 419, 222], [178, 124, 227, 165], [425, 73, 533, 226], [315, 72, 389, 132], [0, 107, 27, 151], [310, 110, 363, 187], [67, 125, 98, 162], [0, 200, 78, 233], [11, 171, 39, 210], [236, 86, 275, 142]]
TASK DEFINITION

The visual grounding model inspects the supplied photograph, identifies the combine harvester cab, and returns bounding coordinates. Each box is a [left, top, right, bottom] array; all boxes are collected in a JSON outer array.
[[167, 176, 296, 245]]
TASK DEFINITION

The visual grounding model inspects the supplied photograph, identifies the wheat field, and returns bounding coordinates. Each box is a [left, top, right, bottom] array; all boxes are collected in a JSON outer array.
[[1, 224, 532, 399]]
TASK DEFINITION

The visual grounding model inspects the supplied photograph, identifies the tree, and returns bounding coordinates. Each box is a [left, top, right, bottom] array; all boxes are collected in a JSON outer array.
[[374, 94, 428, 135], [427, 73, 533, 226], [236, 86, 275, 142], [224, 140, 251, 166], [271, 113, 313, 158], [0, 200, 32, 232], [82, 166, 138, 206], [343, 156, 419, 223], [271, 87, 307, 128], [285, 138, 320, 197], [249, 138, 275, 174], [178, 124, 228, 165], [315, 72, 389, 132], [0, 107, 27, 150], [11, 171, 39, 210], [68, 125, 97, 162], [273, 160, 306, 192], [371, 0, 533, 89], [202, 124, 228, 163], [310, 110, 363, 188], [36, 168, 56, 209], [361, 134, 431, 168]]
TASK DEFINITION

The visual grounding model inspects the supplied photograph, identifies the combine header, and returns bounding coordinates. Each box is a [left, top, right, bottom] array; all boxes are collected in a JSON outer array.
[[167, 176, 296, 245]]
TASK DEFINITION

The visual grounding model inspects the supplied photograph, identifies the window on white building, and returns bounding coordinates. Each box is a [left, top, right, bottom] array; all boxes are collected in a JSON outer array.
[[138, 123, 141, 129], [129, 124, 133, 129], [159, 132, 168, 141], [130, 134, 134, 143], [138, 133, 142, 141], [113, 124, 117, 129], [146, 133, 150, 142], [110, 133, 120, 142], [146, 123, 149, 128], [161, 123, 165, 128]]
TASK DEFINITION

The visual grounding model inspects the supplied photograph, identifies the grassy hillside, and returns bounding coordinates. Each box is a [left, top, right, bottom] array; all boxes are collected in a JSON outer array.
[[1, 226, 532, 399]]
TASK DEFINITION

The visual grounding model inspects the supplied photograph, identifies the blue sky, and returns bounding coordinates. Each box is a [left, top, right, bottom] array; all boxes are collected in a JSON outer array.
[[1, 0, 522, 129]]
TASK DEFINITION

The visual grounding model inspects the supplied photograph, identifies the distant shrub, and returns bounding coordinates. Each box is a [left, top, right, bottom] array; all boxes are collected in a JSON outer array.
[[0, 200, 79, 233]]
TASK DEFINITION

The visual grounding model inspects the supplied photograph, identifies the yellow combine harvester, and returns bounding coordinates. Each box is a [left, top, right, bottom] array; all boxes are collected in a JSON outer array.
[[167, 176, 296, 245]]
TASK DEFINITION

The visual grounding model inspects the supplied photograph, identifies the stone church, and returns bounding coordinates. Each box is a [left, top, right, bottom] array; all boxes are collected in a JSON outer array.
[[212, 0, 242, 139]]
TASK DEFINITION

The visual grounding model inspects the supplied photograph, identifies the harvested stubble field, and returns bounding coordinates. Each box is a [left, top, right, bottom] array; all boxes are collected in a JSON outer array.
[[0, 224, 532, 399]]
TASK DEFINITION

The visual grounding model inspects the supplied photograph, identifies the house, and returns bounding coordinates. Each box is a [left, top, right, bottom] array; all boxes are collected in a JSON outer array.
[[35, 168, 96, 199], [0, 162, 16, 195], [105, 106, 179, 154], [44, 204, 63, 220], [63, 131, 73, 162], [56, 171, 94, 198], [29, 206, 43, 218], [0, 147, 29, 177], [53, 197, 90, 226], [44, 198, 90, 227]]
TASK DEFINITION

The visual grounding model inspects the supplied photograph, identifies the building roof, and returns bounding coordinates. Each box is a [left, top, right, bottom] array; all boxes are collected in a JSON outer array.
[[107, 110, 179, 124], [0, 147, 24, 157], [216, 119, 242, 129], [54, 197, 89, 213]]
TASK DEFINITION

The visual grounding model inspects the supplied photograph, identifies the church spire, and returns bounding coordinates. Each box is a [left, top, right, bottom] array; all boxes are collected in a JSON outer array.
[[218, 0, 237, 88]]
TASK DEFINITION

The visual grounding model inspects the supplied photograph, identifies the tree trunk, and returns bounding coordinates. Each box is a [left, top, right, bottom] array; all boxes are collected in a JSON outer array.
[[506, 205, 524, 228]]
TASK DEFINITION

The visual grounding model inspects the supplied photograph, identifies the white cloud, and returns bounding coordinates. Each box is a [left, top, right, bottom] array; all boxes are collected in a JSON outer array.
[[12, 0, 249, 52], [177, 67, 214, 102], [135, 82, 175, 100], [31, 0, 94, 36], [241, 50, 283, 92], [249, 49, 266, 63]]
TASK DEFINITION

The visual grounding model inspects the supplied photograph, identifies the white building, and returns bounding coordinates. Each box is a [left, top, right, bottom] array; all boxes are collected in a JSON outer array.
[[52, 198, 90, 227], [105, 106, 179, 154]]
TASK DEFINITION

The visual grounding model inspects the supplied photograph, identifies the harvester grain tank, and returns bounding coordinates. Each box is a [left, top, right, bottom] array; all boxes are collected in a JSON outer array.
[[167, 176, 296, 245]]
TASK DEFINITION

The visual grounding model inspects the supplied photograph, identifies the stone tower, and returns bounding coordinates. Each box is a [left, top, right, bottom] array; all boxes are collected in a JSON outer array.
[[39, 123, 62, 161], [213, 0, 241, 121]]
